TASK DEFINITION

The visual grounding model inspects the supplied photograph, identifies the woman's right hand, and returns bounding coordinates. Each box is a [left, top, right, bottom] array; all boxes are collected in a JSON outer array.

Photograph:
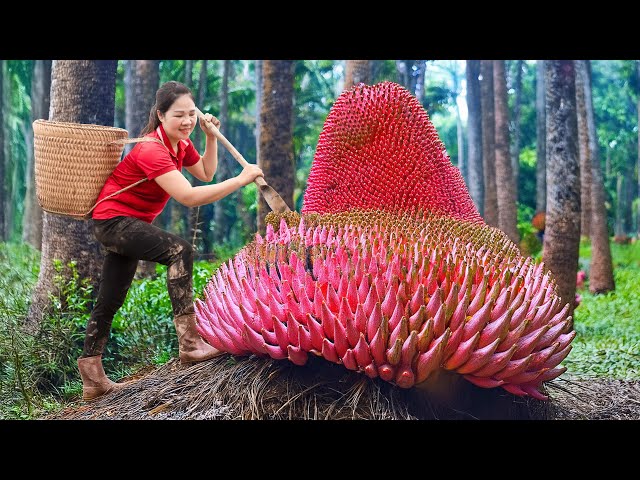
[[237, 164, 264, 186]]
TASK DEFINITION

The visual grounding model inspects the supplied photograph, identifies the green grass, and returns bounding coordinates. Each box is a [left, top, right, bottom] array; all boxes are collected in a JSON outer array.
[[566, 240, 640, 379], [0, 241, 239, 419]]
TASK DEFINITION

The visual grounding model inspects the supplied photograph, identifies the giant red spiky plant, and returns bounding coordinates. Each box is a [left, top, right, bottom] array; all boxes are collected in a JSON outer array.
[[195, 82, 575, 400]]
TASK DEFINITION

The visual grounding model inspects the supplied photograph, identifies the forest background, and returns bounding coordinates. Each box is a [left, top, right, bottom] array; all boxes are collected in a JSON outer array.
[[0, 59, 638, 419]]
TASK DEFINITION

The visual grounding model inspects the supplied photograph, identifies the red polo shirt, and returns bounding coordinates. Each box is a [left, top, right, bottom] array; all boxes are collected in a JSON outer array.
[[92, 125, 201, 223]]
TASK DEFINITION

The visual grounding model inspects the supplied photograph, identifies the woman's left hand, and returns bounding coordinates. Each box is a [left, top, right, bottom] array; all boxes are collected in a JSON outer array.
[[199, 113, 221, 137]]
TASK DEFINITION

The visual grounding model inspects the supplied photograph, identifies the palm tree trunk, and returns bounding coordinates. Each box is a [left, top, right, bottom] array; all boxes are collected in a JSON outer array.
[[575, 62, 592, 239], [125, 60, 160, 278], [213, 60, 234, 245], [23, 60, 51, 250], [510, 60, 523, 202], [255, 60, 263, 166], [257, 60, 295, 233], [480, 60, 498, 227], [27, 60, 118, 331], [493, 60, 518, 243], [466, 60, 484, 215], [543, 60, 581, 317], [578, 60, 615, 294], [535, 60, 547, 214], [344, 60, 370, 90], [193, 60, 215, 256]]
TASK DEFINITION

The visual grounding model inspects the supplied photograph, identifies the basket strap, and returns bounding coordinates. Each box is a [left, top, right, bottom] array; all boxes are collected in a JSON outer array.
[[109, 137, 167, 147], [83, 136, 170, 219]]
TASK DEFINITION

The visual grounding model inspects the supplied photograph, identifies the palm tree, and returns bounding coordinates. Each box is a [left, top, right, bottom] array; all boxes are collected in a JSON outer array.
[[480, 60, 498, 227], [344, 60, 371, 90], [575, 60, 592, 239], [22, 60, 52, 250], [535, 60, 546, 215], [125, 60, 159, 278], [214, 60, 234, 245], [465, 60, 484, 215], [257, 60, 295, 233], [576, 60, 614, 294], [543, 60, 581, 317], [493, 60, 518, 243]]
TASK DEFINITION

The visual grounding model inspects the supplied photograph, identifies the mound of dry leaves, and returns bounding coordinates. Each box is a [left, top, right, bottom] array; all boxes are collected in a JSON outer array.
[[47, 355, 640, 420]]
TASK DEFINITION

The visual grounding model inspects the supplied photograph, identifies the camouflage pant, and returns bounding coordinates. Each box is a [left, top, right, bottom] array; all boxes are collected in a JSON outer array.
[[82, 216, 194, 357]]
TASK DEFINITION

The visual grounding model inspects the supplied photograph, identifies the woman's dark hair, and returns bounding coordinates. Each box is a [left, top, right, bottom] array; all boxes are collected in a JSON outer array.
[[139, 81, 194, 136]]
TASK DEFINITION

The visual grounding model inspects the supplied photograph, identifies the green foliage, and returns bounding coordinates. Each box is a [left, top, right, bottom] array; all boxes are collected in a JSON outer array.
[[431, 114, 459, 165], [0, 246, 92, 419], [0, 240, 236, 418], [294, 60, 339, 208], [3, 60, 33, 242], [507, 60, 537, 152], [565, 240, 640, 379], [516, 203, 542, 257]]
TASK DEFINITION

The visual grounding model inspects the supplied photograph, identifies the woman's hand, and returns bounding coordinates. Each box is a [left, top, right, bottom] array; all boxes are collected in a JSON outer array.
[[237, 164, 264, 186], [199, 113, 221, 137]]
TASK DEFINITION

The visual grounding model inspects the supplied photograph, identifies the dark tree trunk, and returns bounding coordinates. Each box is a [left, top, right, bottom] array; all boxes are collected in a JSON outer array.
[[184, 60, 193, 88], [255, 60, 263, 166], [344, 60, 371, 90], [510, 60, 523, 202], [213, 60, 234, 245], [480, 60, 498, 227], [168, 60, 195, 238], [466, 60, 484, 215], [574, 60, 592, 239], [125, 60, 160, 278], [578, 60, 615, 294], [493, 60, 518, 244], [23, 60, 51, 250], [543, 60, 581, 318], [193, 60, 216, 256], [536, 60, 547, 214], [125, 60, 159, 139], [27, 60, 117, 331], [257, 60, 295, 234]]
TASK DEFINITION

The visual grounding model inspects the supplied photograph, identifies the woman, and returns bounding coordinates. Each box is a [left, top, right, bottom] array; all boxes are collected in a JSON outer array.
[[77, 80, 264, 401]]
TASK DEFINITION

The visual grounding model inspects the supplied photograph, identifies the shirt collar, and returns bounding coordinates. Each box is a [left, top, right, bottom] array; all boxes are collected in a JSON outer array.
[[156, 124, 189, 157]]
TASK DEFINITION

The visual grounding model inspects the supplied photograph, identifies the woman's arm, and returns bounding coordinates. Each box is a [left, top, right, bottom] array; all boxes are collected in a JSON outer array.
[[155, 164, 263, 208], [185, 115, 220, 182]]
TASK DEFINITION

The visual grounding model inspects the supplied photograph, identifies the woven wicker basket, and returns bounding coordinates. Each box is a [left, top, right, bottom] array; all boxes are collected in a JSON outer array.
[[33, 119, 129, 218]]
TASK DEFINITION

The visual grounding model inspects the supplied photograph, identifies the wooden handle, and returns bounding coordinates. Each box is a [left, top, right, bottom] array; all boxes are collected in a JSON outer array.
[[195, 107, 268, 188]]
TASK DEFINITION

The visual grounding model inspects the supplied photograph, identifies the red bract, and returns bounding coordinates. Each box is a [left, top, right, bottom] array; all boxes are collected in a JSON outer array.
[[303, 82, 482, 224], [195, 82, 574, 400]]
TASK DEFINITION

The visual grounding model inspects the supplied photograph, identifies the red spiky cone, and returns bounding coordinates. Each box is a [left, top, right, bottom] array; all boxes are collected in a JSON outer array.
[[194, 82, 575, 400]]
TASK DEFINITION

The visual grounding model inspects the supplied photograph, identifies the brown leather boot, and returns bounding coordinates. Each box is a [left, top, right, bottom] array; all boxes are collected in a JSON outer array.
[[174, 313, 224, 363], [77, 355, 128, 401]]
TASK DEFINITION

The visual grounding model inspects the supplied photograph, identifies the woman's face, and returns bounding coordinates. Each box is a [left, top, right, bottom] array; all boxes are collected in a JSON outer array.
[[158, 94, 196, 143]]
